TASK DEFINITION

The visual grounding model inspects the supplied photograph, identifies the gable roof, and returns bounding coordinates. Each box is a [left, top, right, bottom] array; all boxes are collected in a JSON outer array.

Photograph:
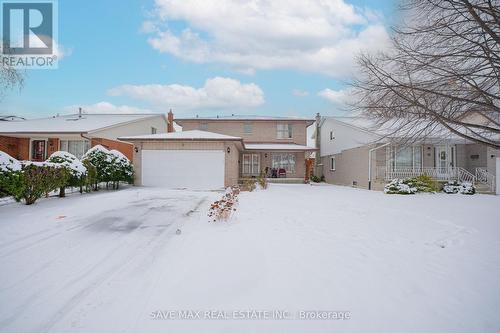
[[0, 113, 166, 134], [119, 130, 242, 141]]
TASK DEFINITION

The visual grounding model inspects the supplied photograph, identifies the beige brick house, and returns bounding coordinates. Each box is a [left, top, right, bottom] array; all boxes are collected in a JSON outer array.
[[120, 115, 316, 189], [316, 116, 499, 193]]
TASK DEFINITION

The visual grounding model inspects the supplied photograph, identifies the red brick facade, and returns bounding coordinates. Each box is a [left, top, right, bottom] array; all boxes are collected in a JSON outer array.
[[0, 135, 30, 160], [1, 135, 132, 161], [91, 138, 134, 160]]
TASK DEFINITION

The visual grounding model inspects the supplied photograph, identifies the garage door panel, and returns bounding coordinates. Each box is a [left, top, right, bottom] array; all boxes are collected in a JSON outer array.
[[141, 150, 225, 189]]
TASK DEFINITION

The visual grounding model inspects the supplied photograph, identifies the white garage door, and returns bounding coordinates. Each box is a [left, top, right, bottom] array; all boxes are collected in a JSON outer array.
[[141, 150, 225, 189]]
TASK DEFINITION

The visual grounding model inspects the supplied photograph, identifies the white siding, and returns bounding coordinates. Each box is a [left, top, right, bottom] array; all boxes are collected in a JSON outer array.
[[90, 116, 167, 140], [320, 118, 380, 157]]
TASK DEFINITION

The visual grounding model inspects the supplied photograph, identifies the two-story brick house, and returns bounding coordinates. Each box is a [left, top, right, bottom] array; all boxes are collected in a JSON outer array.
[[120, 115, 316, 189]]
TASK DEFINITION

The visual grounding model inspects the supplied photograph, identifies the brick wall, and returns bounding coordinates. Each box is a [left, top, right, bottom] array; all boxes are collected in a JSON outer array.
[[91, 137, 133, 160], [0, 136, 30, 160], [47, 138, 59, 157]]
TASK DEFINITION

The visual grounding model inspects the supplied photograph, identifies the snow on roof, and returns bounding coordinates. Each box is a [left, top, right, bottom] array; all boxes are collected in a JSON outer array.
[[119, 130, 242, 141], [0, 113, 164, 134], [244, 143, 317, 151], [327, 116, 467, 141], [176, 115, 314, 122]]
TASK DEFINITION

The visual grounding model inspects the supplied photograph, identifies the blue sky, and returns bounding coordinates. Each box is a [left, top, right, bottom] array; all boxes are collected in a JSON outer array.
[[1, 0, 397, 119]]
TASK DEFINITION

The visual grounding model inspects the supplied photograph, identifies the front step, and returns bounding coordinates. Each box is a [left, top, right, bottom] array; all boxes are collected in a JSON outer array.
[[475, 183, 496, 195]]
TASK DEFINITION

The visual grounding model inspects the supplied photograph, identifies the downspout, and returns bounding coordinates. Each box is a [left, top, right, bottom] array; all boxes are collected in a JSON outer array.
[[368, 142, 390, 190]]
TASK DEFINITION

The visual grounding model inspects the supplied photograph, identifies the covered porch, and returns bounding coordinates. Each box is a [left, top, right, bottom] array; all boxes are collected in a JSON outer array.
[[374, 143, 496, 192], [239, 143, 316, 182]]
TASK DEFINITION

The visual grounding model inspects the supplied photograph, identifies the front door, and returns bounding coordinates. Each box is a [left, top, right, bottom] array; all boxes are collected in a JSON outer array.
[[31, 140, 46, 161], [435, 145, 455, 179]]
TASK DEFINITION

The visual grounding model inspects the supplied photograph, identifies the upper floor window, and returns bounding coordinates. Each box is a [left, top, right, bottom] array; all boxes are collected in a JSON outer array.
[[244, 123, 253, 134], [330, 130, 335, 140], [277, 123, 292, 139], [199, 123, 209, 131], [151, 127, 157, 134]]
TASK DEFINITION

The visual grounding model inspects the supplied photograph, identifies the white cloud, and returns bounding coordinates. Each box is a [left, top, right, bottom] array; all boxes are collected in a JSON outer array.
[[145, 0, 390, 77], [64, 102, 152, 114], [293, 89, 309, 97], [318, 88, 353, 105], [108, 77, 264, 110]]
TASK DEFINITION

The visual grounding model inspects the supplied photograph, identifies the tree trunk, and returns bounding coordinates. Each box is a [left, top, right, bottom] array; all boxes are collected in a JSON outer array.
[[59, 186, 66, 197]]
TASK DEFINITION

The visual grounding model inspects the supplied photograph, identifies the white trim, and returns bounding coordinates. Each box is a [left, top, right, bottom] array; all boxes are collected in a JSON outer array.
[[29, 138, 48, 161], [242, 153, 260, 175]]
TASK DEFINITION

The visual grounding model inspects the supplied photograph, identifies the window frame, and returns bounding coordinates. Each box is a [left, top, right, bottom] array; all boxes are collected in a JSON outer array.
[[330, 130, 335, 140], [199, 123, 209, 131], [330, 156, 336, 171], [151, 127, 157, 134], [243, 123, 253, 134], [59, 139, 91, 159], [242, 153, 260, 175], [276, 123, 293, 139], [271, 153, 296, 173]]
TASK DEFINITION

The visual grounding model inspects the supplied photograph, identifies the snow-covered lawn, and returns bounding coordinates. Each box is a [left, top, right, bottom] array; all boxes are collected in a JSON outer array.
[[0, 184, 499, 332]]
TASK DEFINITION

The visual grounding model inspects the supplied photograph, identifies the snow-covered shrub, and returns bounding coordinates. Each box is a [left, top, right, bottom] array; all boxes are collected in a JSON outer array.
[[82, 145, 133, 189], [17, 162, 69, 205], [410, 175, 439, 193], [109, 149, 134, 186], [208, 186, 240, 222], [443, 181, 475, 195], [0, 151, 23, 198], [82, 145, 114, 186], [47, 151, 87, 196], [384, 179, 418, 194]]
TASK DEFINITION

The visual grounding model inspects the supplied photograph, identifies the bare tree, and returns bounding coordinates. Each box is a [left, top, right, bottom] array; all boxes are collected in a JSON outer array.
[[0, 62, 24, 102], [352, 0, 500, 148]]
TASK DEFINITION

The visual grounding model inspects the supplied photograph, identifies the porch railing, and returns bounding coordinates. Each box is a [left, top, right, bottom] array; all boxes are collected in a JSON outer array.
[[475, 168, 496, 192], [376, 167, 476, 184]]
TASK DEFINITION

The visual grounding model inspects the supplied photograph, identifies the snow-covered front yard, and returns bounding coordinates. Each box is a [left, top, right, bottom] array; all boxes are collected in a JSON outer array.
[[0, 184, 499, 332]]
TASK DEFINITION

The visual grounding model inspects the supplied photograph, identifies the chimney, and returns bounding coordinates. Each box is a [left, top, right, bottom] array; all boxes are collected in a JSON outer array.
[[167, 109, 174, 132]]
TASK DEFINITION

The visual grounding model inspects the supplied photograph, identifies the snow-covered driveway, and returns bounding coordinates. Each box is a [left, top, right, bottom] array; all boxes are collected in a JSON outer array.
[[0, 184, 499, 333]]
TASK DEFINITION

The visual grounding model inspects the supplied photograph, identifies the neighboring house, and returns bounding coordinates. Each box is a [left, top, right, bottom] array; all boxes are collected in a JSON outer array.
[[317, 116, 499, 193], [120, 115, 316, 189], [0, 111, 173, 161]]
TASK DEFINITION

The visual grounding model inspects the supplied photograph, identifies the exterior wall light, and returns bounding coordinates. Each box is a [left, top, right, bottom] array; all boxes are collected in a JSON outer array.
[[227, 147, 231, 154]]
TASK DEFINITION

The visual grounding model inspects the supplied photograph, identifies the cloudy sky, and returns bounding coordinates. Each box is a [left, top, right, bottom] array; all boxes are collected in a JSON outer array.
[[1, 0, 396, 119]]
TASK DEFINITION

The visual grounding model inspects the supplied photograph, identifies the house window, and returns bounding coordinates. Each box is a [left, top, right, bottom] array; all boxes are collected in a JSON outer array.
[[242, 154, 260, 174], [271, 153, 296, 173], [60, 140, 91, 159], [199, 123, 209, 131], [244, 123, 253, 134], [390, 146, 423, 170], [330, 131, 335, 140], [330, 156, 336, 171], [277, 123, 292, 139], [151, 127, 157, 134]]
